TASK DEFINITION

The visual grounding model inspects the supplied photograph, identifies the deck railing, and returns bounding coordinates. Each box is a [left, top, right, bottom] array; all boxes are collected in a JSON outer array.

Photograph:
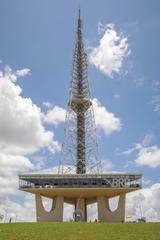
[[19, 174, 142, 189]]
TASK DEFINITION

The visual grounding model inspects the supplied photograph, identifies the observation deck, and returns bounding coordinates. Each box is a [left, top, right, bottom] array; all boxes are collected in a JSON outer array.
[[19, 173, 142, 200]]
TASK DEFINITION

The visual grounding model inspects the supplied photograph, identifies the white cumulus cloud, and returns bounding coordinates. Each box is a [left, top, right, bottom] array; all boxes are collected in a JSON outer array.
[[0, 153, 33, 198], [113, 93, 120, 99], [135, 145, 160, 168], [0, 66, 57, 155], [152, 95, 160, 112], [16, 68, 30, 77], [43, 101, 53, 109], [122, 134, 160, 168], [92, 98, 122, 135], [44, 106, 66, 126], [89, 23, 130, 78]]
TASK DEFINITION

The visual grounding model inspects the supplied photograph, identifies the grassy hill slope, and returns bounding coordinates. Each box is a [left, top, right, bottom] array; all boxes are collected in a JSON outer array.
[[0, 222, 160, 240]]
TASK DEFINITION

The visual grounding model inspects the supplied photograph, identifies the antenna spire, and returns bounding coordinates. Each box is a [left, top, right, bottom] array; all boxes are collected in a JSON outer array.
[[78, 7, 81, 20]]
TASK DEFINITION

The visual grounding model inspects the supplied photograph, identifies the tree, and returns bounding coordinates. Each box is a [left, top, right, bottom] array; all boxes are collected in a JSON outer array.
[[0, 214, 4, 222]]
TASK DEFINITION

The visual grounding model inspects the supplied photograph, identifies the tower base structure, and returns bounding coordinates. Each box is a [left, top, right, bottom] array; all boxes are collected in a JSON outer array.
[[35, 194, 126, 222], [97, 194, 125, 222], [35, 195, 64, 222], [19, 173, 142, 222]]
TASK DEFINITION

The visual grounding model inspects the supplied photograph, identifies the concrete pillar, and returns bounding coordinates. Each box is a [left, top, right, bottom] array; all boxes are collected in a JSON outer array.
[[75, 198, 87, 221], [35, 194, 64, 222], [97, 194, 126, 222]]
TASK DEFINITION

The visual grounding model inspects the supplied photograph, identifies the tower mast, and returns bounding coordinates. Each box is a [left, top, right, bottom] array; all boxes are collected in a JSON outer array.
[[69, 9, 92, 174], [59, 9, 101, 174]]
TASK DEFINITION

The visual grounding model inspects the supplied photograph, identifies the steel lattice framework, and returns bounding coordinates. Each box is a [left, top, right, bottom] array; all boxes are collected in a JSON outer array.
[[59, 9, 102, 174]]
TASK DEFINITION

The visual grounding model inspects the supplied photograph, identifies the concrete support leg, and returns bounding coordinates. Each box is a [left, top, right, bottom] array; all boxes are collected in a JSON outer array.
[[35, 194, 64, 222], [75, 198, 87, 221], [97, 194, 126, 222]]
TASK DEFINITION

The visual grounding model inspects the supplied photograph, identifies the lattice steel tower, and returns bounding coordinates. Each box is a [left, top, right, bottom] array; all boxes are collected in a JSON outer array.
[[59, 9, 102, 174]]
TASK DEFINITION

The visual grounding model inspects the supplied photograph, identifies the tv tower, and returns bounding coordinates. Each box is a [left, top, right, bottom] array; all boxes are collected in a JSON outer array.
[[19, 9, 142, 223]]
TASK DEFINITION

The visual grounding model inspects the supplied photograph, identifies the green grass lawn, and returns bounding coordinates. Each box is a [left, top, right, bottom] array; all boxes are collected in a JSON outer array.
[[0, 222, 160, 240]]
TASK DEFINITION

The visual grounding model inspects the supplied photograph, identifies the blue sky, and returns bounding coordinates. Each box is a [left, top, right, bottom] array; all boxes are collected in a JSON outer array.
[[0, 0, 160, 221]]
